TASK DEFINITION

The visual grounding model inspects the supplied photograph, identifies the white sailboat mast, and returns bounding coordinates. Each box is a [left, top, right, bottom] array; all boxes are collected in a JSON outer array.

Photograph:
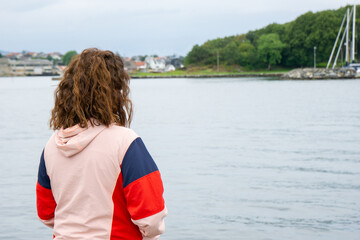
[[346, 8, 350, 64], [352, 4, 356, 62]]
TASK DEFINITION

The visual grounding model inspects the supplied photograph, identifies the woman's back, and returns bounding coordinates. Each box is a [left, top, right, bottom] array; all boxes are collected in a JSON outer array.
[[36, 48, 167, 240]]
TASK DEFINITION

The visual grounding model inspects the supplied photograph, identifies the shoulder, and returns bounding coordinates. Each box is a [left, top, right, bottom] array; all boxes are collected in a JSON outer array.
[[43, 132, 57, 159], [98, 125, 140, 153], [102, 125, 138, 141], [99, 125, 141, 164]]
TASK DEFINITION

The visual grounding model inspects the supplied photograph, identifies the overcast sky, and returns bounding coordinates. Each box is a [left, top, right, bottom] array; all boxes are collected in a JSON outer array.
[[0, 0, 356, 56]]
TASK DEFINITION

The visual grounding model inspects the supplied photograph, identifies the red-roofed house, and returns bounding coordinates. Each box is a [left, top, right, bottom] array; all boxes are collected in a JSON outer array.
[[6, 52, 22, 60], [134, 61, 147, 71]]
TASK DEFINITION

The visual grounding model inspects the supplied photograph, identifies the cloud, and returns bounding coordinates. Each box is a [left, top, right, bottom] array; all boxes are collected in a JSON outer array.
[[0, 0, 352, 55], [0, 0, 61, 12]]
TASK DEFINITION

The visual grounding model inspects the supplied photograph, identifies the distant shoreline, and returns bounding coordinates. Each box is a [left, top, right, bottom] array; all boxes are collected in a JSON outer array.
[[0, 73, 282, 80], [130, 73, 283, 79], [46, 73, 283, 80], [3, 70, 359, 80]]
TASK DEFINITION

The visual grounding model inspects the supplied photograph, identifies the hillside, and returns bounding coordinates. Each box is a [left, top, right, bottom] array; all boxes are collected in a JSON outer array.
[[185, 5, 360, 70]]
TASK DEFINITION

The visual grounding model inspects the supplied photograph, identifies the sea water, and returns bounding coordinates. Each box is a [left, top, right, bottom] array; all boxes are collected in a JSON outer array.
[[0, 76, 359, 239]]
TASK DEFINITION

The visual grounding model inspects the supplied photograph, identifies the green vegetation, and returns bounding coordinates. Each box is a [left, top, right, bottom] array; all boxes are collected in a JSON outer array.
[[62, 50, 78, 66], [257, 33, 285, 70], [185, 5, 360, 69], [130, 66, 290, 77]]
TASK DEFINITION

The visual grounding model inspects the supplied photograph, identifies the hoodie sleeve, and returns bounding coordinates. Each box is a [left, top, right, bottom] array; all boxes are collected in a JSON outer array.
[[121, 137, 167, 240], [36, 149, 57, 228]]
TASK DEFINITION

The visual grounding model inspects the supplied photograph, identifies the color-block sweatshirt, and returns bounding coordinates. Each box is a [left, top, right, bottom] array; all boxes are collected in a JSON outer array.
[[36, 124, 167, 239]]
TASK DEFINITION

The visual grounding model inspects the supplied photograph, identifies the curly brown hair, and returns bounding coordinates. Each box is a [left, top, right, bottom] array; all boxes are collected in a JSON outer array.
[[50, 48, 133, 130]]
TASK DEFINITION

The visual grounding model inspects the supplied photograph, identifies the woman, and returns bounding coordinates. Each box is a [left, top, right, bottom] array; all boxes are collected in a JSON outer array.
[[36, 48, 167, 239]]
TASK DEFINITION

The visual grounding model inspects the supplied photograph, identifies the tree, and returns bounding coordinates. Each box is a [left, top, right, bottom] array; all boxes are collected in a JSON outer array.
[[184, 44, 212, 65], [222, 41, 239, 65], [238, 42, 257, 67], [246, 23, 287, 47], [140, 55, 147, 61], [62, 50, 78, 66], [282, 9, 346, 67], [257, 33, 285, 70]]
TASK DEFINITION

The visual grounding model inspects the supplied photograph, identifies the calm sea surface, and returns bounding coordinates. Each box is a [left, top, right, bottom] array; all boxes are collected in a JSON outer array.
[[0, 76, 359, 240]]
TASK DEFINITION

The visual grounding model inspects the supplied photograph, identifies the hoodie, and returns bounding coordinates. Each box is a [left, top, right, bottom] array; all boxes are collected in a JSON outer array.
[[36, 124, 167, 240]]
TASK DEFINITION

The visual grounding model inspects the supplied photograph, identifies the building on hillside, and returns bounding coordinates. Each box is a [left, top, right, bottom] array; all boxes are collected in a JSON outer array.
[[56, 65, 67, 76], [24, 52, 38, 58], [36, 52, 48, 59], [145, 56, 166, 72], [122, 58, 136, 72], [134, 61, 147, 71], [0, 58, 11, 76], [8, 59, 55, 76], [164, 65, 176, 72], [48, 52, 62, 60], [6, 52, 22, 60]]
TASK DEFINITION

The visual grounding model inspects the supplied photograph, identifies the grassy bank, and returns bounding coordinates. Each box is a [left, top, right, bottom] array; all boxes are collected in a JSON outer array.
[[130, 67, 290, 78]]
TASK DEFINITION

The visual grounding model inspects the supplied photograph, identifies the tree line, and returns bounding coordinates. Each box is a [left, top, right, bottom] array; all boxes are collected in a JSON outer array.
[[185, 5, 360, 70]]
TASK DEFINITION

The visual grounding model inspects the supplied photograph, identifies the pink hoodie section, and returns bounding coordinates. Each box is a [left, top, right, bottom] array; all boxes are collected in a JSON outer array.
[[55, 124, 106, 157]]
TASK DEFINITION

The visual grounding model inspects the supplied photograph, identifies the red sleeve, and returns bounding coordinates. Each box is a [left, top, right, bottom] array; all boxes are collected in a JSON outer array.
[[36, 182, 56, 221], [36, 150, 56, 227], [121, 138, 167, 239], [124, 170, 165, 220], [121, 138, 165, 220]]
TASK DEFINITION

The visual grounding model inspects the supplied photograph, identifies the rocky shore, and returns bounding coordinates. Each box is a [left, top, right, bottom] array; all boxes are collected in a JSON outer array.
[[281, 68, 358, 80]]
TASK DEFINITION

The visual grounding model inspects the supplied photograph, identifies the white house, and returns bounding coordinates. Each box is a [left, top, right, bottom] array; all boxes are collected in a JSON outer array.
[[145, 56, 166, 72]]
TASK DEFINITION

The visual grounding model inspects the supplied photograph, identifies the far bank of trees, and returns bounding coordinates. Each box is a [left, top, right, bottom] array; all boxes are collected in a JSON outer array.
[[62, 50, 78, 66], [185, 5, 360, 70]]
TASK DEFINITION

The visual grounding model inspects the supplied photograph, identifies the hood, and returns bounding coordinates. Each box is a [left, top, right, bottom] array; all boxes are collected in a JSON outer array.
[[55, 124, 106, 157]]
